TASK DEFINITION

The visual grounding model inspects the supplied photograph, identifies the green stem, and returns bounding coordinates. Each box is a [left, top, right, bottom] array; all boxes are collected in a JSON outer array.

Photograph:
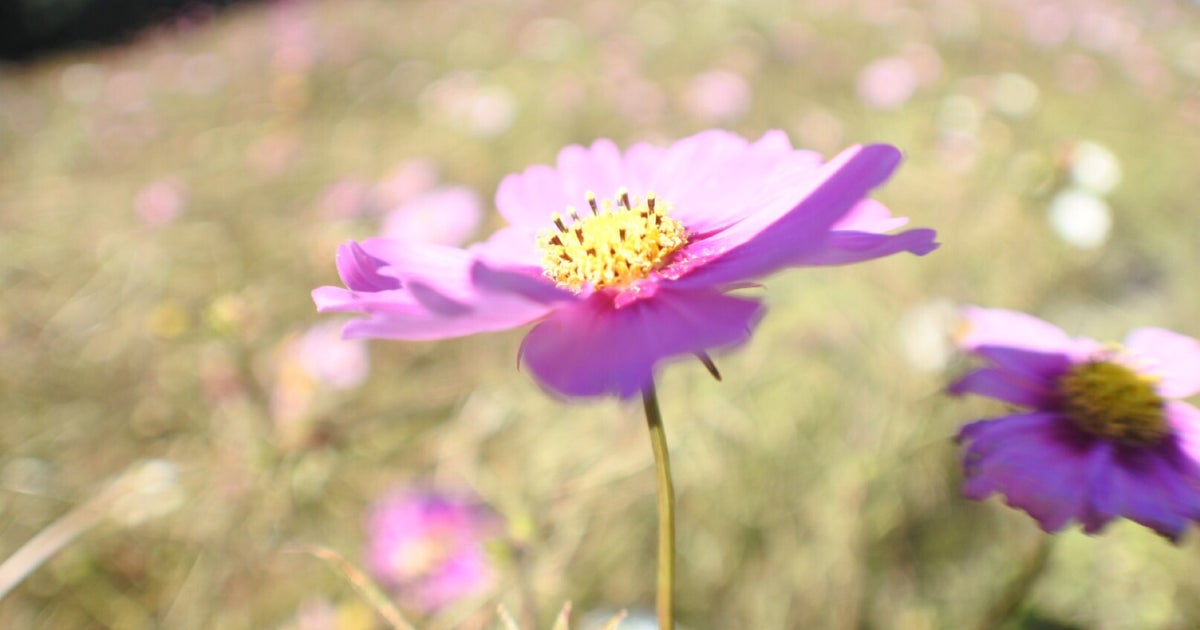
[[642, 381, 675, 630], [972, 535, 1054, 630]]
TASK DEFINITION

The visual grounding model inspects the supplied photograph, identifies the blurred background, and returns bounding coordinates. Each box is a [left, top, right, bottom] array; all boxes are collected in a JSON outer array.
[[3, 0, 1200, 628]]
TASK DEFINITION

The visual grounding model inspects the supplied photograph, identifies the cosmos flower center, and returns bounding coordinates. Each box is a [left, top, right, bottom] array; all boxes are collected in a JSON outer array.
[[537, 188, 688, 291], [1057, 359, 1168, 446]]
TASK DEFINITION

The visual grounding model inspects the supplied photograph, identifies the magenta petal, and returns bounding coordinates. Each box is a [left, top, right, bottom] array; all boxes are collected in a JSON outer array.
[[469, 261, 580, 305], [972, 347, 1071, 383], [958, 307, 1075, 354], [313, 285, 420, 314], [1099, 447, 1199, 540], [519, 288, 765, 398], [669, 144, 904, 288], [788, 228, 939, 266], [341, 290, 551, 341], [960, 412, 1092, 532], [832, 199, 910, 232], [947, 367, 1054, 407], [1124, 327, 1200, 399], [337, 241, 401, 292]]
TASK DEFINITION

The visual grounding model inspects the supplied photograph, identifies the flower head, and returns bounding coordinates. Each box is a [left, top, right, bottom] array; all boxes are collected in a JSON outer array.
[[366, 489, 497, 611], [314, 130, 938, 398], [950, 307, 1200, 541]]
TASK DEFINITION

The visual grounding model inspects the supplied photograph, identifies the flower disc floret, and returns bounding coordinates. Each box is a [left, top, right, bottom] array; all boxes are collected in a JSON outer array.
[[538, 189, 686, 291], [1058, 359, 1168, 446]]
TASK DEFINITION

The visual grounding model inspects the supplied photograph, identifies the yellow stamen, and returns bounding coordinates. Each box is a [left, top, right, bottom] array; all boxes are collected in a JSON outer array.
[[538, 189, 687, 291], [1058, 359, 1168, 446]]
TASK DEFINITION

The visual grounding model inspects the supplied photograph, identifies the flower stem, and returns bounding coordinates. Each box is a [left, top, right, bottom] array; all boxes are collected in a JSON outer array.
[[972, 534, 1054, 630], [642, 381, 675, 630]]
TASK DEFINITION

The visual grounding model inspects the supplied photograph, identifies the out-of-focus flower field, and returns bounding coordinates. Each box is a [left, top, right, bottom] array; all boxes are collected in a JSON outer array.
[[4, 0, 1200, 627]]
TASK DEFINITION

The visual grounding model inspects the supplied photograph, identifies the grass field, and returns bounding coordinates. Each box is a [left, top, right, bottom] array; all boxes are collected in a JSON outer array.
[[4, 0, 1200, 628]]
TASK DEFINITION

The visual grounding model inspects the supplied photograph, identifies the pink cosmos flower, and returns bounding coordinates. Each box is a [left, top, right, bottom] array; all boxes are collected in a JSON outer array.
[[366, 489, 496, 611], [950, 307, 1200, 541], [313, 130, 938, 398]]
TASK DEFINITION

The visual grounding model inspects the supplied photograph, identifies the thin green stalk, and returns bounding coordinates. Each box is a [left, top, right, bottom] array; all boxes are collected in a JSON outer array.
[[972, 535, 1054, 630], [642, 381, 675, 630]]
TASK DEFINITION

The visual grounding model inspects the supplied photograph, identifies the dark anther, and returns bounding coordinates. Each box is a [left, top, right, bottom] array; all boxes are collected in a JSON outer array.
[[574, 227, 585, 243], [696, 352, 722, 382], [647, 195, 656, 212], [554, 216, 568, 232], [620, 191, 632, 209], [618, 228, 627, 240], [550, 234, 563, 246], [587, 193, 599, 214]]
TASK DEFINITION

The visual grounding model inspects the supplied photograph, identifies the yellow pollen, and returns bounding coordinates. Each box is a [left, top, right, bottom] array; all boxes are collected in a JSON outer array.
[[538, 188, 687, 291], [1058, 359, 1168, 446]]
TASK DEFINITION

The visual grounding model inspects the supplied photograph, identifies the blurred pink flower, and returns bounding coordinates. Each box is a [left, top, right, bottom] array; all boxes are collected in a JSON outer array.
[[382, 186, 482, 247], [372, 159, 440, 211], [684, 70, 751, 122], [297, 320, 370, 390], [950, 307, 1200, 541], [857, 57, 917, 111], [317, 178, 373, 219], [366, 489, 497, 611], [314, 130, 937, 398], [134, 179, 187, 228]]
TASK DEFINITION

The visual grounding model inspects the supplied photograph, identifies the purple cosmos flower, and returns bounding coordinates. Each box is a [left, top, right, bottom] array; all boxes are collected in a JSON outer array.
[[950, 307, 1200, 541], [313, 130, 938, 398], [366, 489, 497, 612]]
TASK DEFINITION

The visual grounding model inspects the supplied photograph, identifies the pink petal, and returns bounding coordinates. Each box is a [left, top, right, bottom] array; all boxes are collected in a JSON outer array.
[[651, 130, 819, 233], [494, 164, 571, 227], [1124, 327, 1200, 399], [957, 307, 1075, 354], [469, 225, 543, 268], [831, 199, 910, 232], [1166, 401, 1200, 467], [667, 144, 903, 288], [492, 130, 816, 235], [469, 261, 579, 305], [336, 241, 400, 292], [519, 288, 764, 398], [341, 290, 551, 341], [788, 228, 939, 266], [314, 239, 556, 340]]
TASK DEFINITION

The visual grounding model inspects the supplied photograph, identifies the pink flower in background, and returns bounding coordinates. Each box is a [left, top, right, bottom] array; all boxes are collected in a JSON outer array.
[[314, 130, 938, 398], [382, 186, 482, 247], [366, 489, 497, 611], [857, 57, 917, 111], [684, 70, 752, 122], [950, 307, 1200, 541], [372, 159, 440, 210], [316, 178, 372, 219], [297, 320, 370, 390], [134, 179, 187, 228]]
